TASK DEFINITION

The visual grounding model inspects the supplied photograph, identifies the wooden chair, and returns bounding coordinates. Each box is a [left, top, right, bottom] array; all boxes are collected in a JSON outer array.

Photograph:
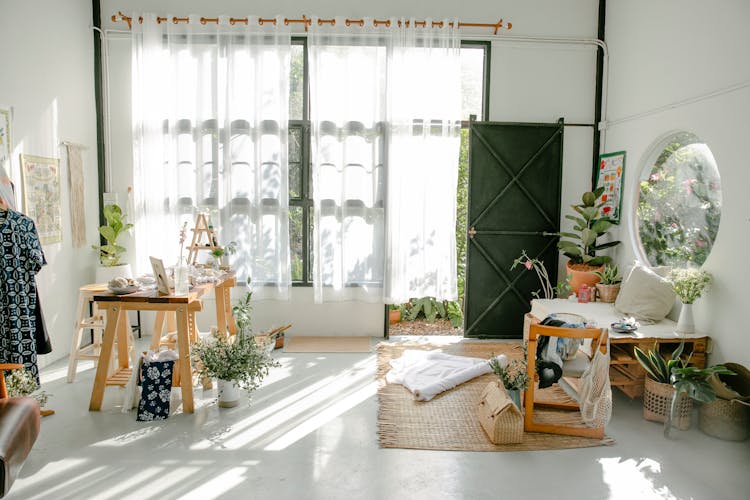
[[0, 364, 40, 498], [523, 322, 609, 439]]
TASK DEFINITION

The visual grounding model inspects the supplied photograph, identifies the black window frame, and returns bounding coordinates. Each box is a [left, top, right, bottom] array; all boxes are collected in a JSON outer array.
[[290, 37, 313, 286], [289, 38, 489, 287]]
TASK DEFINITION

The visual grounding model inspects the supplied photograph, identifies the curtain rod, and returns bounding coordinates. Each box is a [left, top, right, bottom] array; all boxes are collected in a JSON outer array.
[[112, 12, 512, 34]]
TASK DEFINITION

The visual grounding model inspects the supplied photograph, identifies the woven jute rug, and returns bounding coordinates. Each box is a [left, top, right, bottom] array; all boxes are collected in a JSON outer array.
[[377, 340, 615, 451], [284, 336, 372, 353]]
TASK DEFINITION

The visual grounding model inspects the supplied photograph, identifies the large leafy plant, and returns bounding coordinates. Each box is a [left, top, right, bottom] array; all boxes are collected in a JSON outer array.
[[92, 204, 133, 266], [558, 187, 620, 267]]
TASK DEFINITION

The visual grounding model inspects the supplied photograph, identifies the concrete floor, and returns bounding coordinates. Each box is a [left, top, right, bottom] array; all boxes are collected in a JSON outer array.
[[10, 336, 750, 500]]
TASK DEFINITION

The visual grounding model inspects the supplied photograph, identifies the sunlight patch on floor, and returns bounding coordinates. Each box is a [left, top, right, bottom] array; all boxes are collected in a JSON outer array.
[[178, 466, 248, 500], [213, 355, 375, 450], [265, 381, 377, 451], [599, 457, 678, 500]]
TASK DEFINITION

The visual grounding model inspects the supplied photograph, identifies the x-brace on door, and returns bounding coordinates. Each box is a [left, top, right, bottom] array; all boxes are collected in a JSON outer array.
[[464, 119, 564, 338]]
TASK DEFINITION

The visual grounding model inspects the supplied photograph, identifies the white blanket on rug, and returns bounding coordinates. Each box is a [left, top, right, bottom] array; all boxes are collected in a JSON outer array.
[[386, 350, 508, 402]]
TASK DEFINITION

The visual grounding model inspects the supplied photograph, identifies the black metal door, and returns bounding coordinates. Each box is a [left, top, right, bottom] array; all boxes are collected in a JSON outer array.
[[464, 119, 564, 338]]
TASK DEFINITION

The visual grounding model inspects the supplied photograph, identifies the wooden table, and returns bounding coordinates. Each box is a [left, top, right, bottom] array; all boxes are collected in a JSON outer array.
[[88, 273, 237, 414]]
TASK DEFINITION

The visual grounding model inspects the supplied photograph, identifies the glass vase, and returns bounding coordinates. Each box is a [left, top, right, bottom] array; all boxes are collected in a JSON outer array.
[[174, 258, 190, 295]]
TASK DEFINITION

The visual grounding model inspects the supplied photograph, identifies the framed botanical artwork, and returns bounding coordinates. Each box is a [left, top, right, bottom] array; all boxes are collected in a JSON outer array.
[[20, 154, 62, 244], [0, 107, 11, 175], [595, 151, 626, 224]]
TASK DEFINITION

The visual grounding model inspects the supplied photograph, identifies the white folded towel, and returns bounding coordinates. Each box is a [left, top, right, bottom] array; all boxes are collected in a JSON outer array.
[[386, 350, 507, 401]]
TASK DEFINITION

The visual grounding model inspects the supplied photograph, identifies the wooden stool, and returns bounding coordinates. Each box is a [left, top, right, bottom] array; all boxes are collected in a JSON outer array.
[[67, 284, 133, 383]]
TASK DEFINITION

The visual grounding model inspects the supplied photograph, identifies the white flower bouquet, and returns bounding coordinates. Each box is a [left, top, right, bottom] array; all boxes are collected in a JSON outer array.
[[668, 268, 712, 304]]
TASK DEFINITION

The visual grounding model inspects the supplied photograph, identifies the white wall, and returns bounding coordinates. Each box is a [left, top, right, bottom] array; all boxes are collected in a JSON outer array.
[[98, 0, 600, 338], [0, 0, 99, 366], [605, 0, 750, 366]]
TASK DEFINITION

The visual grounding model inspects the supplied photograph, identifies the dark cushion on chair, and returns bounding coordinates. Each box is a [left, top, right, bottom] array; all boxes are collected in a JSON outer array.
[[0, 397, 40, 498]]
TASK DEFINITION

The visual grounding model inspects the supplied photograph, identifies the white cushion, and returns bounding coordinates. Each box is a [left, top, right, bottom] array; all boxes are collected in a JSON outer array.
[[615, 263, 675, 323]]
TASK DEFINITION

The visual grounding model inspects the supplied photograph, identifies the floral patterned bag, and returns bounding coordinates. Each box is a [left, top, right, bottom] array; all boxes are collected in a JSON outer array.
[[136, 360, 175, 421]]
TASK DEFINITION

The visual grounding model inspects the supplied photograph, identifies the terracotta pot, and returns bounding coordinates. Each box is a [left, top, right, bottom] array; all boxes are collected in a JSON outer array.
[[595, 283, 621, 303], [566, 261, 603, 294], [389, 309, 401, 325]]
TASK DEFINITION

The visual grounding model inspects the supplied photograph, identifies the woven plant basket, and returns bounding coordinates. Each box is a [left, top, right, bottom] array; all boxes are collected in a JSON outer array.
[[477, 381, 524, 444], [595, 283, 620, 303], [643, 377, 692, 430], [699, 399, 749, 441]]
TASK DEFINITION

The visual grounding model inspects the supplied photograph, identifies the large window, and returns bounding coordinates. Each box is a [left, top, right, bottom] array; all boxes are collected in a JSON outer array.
[[635, 131, 722, 267], [288, 40, 488, 286], [289, 38, 489, 293]]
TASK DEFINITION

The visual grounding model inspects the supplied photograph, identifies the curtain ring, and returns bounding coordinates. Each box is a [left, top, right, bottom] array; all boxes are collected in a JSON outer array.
[[259, 18, 265, 25], [200, 17, 207, 25], [230, 18, 235, 25], [284, 18, 290, 25]]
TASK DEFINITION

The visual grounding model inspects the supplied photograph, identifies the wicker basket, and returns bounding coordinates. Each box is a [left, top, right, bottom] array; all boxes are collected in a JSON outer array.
[[643, 377, 692, 430], [477, 381, 523, 444], [595, 283, 620, 303], [699, 399, 749, 441]]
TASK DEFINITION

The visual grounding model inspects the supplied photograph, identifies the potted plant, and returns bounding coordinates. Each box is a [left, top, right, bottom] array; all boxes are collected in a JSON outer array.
[[5, 368, 52, 415], [634, 340, 732, 436], [557, 187, 621, 293], [668, 268, 712, 334], [210, 241, 237, 270], [210, 247, 224, 270], [388, 304, 402, 325], [192, 291, 279, 407], [92, 203, 133, 283], [593, 264, 622, 303], [489, 344, 530, 411]]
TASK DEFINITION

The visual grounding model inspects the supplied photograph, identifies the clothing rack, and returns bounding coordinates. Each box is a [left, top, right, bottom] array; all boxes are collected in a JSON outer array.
[[111, 12, 512, 34]]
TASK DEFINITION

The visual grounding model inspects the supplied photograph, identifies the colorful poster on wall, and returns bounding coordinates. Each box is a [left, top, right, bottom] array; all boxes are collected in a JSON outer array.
[[0, 107, 11, 176], [20, 154, 62, 244], [595, 151, 626, 224]]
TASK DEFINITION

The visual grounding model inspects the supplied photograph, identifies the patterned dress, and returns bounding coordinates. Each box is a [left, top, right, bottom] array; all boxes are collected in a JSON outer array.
[[0, 209, 46, 384]]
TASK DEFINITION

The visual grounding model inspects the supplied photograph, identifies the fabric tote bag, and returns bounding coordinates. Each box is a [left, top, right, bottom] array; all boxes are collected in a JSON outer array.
[[136, 359, 175, 421]]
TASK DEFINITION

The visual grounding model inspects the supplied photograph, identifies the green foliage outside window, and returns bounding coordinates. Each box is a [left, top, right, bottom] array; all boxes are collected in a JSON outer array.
[[637, 136, 721, 267]]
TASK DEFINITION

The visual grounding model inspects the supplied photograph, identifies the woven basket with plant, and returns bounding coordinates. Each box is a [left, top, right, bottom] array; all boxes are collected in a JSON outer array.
[[593, 264, 622, 303], [635, 340, 733, 436]]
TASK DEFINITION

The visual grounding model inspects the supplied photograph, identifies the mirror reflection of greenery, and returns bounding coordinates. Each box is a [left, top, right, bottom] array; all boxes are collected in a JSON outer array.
[[638, 136, 721, 267]]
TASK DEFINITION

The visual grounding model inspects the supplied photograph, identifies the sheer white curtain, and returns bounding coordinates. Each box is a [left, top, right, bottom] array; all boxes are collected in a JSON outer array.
[[308, 17, 387, 302], [131, 14, 291, 298], [385, 20, 461, 303], [308, 17, 461, 303]]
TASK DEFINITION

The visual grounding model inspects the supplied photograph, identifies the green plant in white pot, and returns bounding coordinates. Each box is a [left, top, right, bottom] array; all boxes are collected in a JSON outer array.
[[191, 291, 279, 407], [92, 203, 133, 282]]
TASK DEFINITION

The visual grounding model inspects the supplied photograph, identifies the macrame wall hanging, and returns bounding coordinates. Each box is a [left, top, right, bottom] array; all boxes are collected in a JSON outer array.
[[63, 142, 86, 248]]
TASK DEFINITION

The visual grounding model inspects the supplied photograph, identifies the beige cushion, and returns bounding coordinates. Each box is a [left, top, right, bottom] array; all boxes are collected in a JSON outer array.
[[615, 263, 675, 323]]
